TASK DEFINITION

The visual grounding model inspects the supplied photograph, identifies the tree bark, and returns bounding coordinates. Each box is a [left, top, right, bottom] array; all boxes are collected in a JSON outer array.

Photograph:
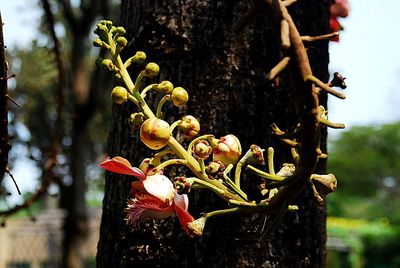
[[97, 0, 330, 267], [0, 12, 11, 186], [57, 1, 111, 267]]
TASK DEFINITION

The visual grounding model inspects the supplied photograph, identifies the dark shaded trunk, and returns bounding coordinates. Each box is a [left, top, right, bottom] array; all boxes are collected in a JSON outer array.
[[97, 0, 330, 267], [0, 12, 11, 185], [58, 1, 111, 267]]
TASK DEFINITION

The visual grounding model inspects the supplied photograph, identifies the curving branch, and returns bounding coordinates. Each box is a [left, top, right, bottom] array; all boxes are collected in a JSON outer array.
[[250, 0, 326, 240]]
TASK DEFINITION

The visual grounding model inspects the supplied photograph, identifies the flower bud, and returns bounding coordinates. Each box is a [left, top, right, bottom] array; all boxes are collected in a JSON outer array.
[[138, 158, 161, 176], [154, 81, 174, 94], [329, 72, 346, 89], [240, 145, 265, 165], [212, 134, 242, 166], [94, 23, 109, 41], [132, 51, 146, 64], [173, 177, 194, 195], [93, 38, 104, 47], [205, 161, 225, 180], [187, 215, 207, 237], [171, 87, 189, 106], [116, 36, 128, 48], [179, 115, 200, 139], [144, 62, 160, 78], [317, 106, 328, 121], [140, 117, 170, 150], [192, 140, 212, 160], [103, 20, 113, 29], [276, 163, 296, 178], [101, 59, 114, 71], [111, 86, 128, 104], [116, 26, 126, 35], [312, 173, 337, 195], [128, 112, 144, 129]]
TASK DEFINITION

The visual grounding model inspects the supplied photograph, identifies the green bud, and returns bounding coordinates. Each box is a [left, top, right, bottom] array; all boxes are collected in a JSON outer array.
[[144, 62, 160, 78], [205, 161, 225, 180], [173, 177, 194, 195], [116, 26, 126, 35], [116, 36, 128, 48], [128, 112, 145, 129], [133, 51, 146, 63], [114, 73, 123, 82], [154, 80, 174, 94], [94, 23, 109, 41], [192, 140, 212, 160], [101, 59, 114, 71], [104, 20, 113, 30], [111, 86, 128, 104], [93, 38, 104, 47], [171, 87, 189, 106]]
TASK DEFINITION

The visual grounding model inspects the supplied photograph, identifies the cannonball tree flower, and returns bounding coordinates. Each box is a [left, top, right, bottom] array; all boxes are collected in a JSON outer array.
[[212, 134, 242, 166], [330, 0, 350, 42], [100, 156, 194, 234]]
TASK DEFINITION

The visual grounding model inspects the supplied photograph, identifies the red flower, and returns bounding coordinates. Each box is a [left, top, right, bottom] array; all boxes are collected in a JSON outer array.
[[330, 0, 350, 42], [100, 156, 194, 234]]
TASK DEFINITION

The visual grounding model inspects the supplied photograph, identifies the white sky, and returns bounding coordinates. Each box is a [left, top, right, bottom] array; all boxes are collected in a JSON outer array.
[[1, 0, 400, 200], [328, 0, 400, 128]]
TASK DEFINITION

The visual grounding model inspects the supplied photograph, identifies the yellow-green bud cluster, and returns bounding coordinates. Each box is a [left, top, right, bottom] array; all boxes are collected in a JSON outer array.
[[93, 20, 128, 54]]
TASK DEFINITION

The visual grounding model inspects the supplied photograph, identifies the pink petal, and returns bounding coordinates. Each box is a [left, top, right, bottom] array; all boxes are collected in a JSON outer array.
[[100, 156, 145, 180], [143, 175, 175, 206], [125, 195, 174, 227], [174, 202, 194, 235], [174, 194, 189, 211]]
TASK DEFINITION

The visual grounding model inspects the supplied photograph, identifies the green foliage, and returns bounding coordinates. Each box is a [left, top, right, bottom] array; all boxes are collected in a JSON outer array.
[[327, 122, 400, 223], [6, 38, 109, 206], [9, 40, 58, 153], [327, 217, 400, 268]]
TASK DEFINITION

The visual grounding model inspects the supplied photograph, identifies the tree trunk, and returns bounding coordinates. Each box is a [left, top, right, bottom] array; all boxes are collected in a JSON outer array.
[[97, 0, 330, 267], [59, 1, 111, 267]]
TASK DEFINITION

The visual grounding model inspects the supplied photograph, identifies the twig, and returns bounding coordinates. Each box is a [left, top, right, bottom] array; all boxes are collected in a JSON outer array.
[[301, 32, 339, 42], [6, 168, 21, 195]]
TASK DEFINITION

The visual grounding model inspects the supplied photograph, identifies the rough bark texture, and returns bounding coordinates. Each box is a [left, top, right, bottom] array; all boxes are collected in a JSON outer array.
[[97, 0, 330, 267]]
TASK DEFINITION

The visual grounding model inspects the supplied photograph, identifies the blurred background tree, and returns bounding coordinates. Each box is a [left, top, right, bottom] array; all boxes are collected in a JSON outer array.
[[4, 0, 117, 267], [326, 122, 400, 267], [328, 122, 400, 223]]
